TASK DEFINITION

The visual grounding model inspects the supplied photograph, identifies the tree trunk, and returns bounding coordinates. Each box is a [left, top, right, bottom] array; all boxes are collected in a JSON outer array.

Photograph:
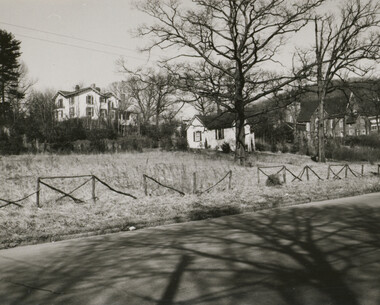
[[318, 94, 326, 162], [234, 66, 246, 166]]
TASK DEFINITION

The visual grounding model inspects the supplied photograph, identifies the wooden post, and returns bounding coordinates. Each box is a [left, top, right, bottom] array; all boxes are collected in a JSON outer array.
[[193, 172, 197, 194], [306, 166, 310, 181], [327, 165, 330, 180], [282, 166, 286, 184], [92, 175, 96, 203], [143, 175, 147, 196], [345, 164, 348, 178], [36, 178, 40, 208], [257, 167, 260, 184], [361, 164, 364, 176], [228, 171, 232, 190]]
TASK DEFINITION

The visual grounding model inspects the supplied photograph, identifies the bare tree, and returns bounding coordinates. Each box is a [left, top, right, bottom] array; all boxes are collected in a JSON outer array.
[[299, 0, 380, 162], [24, 88, 56, 146], [135, 0, 325, 164], [118, 63, 178, 127]]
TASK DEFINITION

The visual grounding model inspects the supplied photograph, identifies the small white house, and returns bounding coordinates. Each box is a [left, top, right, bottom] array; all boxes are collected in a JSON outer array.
[[187, 113, 255, 151], [53, 84, 120, 121]]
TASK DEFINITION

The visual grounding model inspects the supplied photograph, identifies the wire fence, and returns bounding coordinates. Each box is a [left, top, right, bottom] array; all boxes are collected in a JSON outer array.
[[36, 175, 137, 208], [257, 163, 370, 184], [143, 170, 232, 196], [1, 163, 378, 209]]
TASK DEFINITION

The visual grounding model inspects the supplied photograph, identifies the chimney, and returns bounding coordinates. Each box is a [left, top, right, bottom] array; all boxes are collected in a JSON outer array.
[[75, 85, 80, 91], [91, 83, 96, 89]]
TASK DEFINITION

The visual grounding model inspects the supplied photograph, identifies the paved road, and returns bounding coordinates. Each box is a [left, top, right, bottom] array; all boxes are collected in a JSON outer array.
[[1, 193, 380, 305]]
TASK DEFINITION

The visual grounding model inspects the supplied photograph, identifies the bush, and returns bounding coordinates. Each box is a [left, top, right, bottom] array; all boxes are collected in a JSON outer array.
[[90, 139, 107, 153], [271, 142, 277, 153], [266, 174, 282, 186], [255, 141, 271, 152], [344, 134, 380, 149], [221, 142, 231, 154], [174, 137, 188, 151], [325, 138, 380, 163]]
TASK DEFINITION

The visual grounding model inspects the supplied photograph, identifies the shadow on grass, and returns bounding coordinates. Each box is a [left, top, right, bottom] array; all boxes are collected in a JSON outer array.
[[189, 206, 241, 221], [1, 201, 380, 305]]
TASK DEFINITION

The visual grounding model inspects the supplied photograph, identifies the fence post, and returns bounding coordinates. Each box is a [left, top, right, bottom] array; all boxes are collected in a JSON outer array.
[[361, 164, 364, 176], [306, 166, 310, 181], [378, 164, 379, 176], [345, 164, 348, 178], [92, 175, 96, 203], [193, 172, 197, 194], [143, 175, 147, 196], [228, 171, 232, 190], [257, 167, 260, 184], [327, 165, 330, 180], [36, 178, 40, 208], [282, 166, 286, 184]]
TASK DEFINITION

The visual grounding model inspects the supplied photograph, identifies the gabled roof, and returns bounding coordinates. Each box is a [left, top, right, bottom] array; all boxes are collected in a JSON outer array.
[[196, 113, 236, 130], [297, 89, 349, 122], [53, 86, 119, 101]]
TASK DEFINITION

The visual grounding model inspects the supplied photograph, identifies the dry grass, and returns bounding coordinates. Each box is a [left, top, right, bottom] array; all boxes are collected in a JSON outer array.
[[1, 150, 379, 248]]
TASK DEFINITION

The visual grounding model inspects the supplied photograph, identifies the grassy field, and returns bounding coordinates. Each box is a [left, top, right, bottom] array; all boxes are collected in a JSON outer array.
[[1, 150, 380, 248]]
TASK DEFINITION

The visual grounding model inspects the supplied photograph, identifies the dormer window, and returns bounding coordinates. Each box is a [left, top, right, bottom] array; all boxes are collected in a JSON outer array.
[[86, 95, 94, 105]]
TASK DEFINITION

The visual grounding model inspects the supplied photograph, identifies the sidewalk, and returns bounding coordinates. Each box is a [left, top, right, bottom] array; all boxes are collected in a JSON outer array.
[[1, 193, 380, 305]]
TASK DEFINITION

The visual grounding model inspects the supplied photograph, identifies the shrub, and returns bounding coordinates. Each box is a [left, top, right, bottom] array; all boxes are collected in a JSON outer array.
[[271, 142, 277, 153], [174, 137, 188, 151], [90, 139, 107, 153], [266, 174, 282, 186], [344, 134, 380, 149], [221, 142, 231, 154], [255, 141, 271, 152]]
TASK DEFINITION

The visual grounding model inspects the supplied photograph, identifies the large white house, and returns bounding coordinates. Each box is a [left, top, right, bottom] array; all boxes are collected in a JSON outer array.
[[187, 113, 255, 151], [53, 84, 120, 121]]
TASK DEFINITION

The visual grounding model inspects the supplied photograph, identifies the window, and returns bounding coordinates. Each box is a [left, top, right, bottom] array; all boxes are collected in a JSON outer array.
[[330, 119, 333, 129], [69, 107, 75, 118], [111, 110, 116, 120], [86, 95, 94, 105], [371, 125, 378, 131], [86, 107, 94, 117], [57, 98, 63, 108], [193, 131, 202, 142], [69, 98, 74, 105], [55, 110, 63, 120], [100, 109, 107, 119], [215, 129, 224, 140]]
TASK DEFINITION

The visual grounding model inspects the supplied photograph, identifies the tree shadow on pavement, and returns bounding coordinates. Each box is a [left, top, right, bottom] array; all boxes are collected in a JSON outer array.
[[1, 202, 380, 305]]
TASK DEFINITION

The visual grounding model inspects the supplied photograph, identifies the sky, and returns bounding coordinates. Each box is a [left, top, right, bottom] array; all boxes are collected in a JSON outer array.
[[1, 0, 162, 92], [1, 0, 347, 93]]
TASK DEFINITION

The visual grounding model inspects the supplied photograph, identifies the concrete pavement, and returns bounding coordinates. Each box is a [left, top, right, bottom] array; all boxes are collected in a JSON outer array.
[[1, 193, 380, 304]]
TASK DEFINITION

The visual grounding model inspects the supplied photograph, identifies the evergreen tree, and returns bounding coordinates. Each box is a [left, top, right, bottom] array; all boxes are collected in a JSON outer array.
[[0, 29, 21, 104]]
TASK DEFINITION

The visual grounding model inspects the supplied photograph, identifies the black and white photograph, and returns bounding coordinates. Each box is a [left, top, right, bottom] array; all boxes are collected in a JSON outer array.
[[1, 0, 380, 304]]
